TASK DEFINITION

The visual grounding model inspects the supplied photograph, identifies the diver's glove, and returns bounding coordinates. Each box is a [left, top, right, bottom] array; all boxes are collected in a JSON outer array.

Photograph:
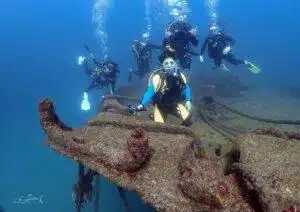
[[128, 104, 145, 115], [189, 27, 197, 37], [78, 56, 86, 66], [165, 30, 171, 38], [81, 92, 91, 111], [199, 55, 204, 63], [220, 63, 231, 72], [223, 46, 231, 55], [166, 45, 175, 52], [185, 100, 192, 112], [136, 104, 144, 111]]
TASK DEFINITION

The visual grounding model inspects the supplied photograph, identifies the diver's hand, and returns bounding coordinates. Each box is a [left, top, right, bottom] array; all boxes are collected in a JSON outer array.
[[165, 30, 171, 38], [78, 56, 86, 66], [81, 92, 91, 111], [220, 64, 231, 72], [185, 101, 192, 112], [137, 104, 144, 111], [223, 46, 231, 55], [199, 55, 204, 63], [128, 104, 145, 115], [166, 45, 175, 52], [189, 27, 197, 37]]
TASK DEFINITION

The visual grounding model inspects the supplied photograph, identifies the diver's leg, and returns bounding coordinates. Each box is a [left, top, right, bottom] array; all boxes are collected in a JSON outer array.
[[183, 53, 192, 70], [144, 59, 151, 76], [214, 55, 222, 67], [83, 60, 93, 76], [87, 81, 99, 92], [153, 104, 167, 123], [128, 69, 133, 82], [109, 82, 115, 95], [158, 52, 164, 64], [173, 103, 193, 127], [224, 52, 245, 66]]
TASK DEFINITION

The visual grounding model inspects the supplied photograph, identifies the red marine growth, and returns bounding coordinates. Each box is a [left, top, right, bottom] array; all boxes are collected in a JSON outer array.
[[127, 128, 149, 161]]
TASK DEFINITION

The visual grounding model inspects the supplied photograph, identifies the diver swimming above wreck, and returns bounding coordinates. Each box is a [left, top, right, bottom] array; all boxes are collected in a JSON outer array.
[[133, 57, 193, 126]]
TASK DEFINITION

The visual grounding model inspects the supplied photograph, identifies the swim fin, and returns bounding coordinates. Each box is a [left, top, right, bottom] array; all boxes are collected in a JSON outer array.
[[246, 61, 261, 74], [81, 92, 91, 111]]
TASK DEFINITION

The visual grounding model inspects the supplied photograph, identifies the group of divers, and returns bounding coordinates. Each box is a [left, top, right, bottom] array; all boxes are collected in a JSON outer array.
[[77, 20, 261, 127]]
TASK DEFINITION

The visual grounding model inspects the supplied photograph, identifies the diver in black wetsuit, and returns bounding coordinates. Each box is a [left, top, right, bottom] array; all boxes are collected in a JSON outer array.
[[78, 45, 120, 111], [159, 20, 199, 71], [200, 24, 260, 74], [79, 45, 120, 94], [81, 57, 119, 94], [129, 39, 162, 82]]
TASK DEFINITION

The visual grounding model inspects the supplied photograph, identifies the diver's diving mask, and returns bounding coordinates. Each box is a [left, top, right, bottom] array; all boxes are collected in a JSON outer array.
[[163, 58, 179, 77], [209, 25, 221, 34]]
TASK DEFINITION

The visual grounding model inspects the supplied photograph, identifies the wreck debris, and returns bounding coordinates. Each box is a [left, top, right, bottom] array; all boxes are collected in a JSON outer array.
[[178, 147, 253, 211], [38, 96, 300, 211], [215, 101, 300, 125], [253, 128, 300, 140], [73, 164, 97, 210], [229, 133, 300, 212], [230, 163, 279, 212], [39, 97, 199, 211]]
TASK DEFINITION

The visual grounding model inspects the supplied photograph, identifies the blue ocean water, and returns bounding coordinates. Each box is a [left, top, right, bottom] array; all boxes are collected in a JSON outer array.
[[0, 0, 299, 211]]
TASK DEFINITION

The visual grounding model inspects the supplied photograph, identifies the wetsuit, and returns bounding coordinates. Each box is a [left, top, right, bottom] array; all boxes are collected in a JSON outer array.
[[140, 72, 192, 125], [159, 21, 198, 70], [100, 60, 120, 93], [132, 41, 162, 78], [201, 33, 245, 67], [84, 59, 119, 93]]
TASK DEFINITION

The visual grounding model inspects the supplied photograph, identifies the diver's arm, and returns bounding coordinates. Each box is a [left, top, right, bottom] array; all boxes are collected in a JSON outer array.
[[183, 84, 192, 101], [92, 58, 103, 67], [87, 80, 100, 92], [140, 83, 156, 107], [132, 45, 139, 58], [200, 38, 208, 55], [149, 43, 163, 50], [116, 69, 120, 77], [188, 49, 199, 56], [163, 38, 175, 52], [163, 37, 171, 47], [224, 35, 235, 46], [83, 60, 93, 75], [188, 33, 199, 47]]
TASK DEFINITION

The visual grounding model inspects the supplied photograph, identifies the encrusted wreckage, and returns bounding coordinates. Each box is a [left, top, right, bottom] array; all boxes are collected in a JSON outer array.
[[38, 96, 299, 212]]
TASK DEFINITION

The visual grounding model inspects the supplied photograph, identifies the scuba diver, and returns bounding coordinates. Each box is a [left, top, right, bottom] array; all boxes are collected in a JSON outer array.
[[129, 39, 162, 82], [159, 19, 199, 72], [134, 56, 193, 126], [199, 24, 261, 74], [78, 45, 120, 111]]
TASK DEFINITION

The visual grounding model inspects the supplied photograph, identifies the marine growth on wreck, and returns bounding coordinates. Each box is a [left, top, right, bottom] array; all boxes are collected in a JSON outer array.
[[38, 95, 300, 212]]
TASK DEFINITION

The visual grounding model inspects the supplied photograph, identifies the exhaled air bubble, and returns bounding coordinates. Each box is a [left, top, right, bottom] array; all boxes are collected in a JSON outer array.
[[92, 0, 113, 59]]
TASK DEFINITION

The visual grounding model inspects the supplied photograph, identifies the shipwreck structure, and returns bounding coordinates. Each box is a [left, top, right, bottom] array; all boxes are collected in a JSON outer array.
[[38, 96, 299, 212]]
